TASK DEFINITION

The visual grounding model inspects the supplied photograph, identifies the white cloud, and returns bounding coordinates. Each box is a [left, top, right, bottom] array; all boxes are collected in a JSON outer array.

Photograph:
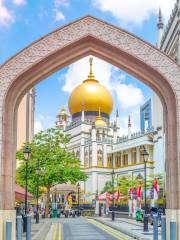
[[0, 0, 14, 27], [62, 56, 112, 92], [53, 0, 69, 22], [34, 121, 44, 134], [54, 0, 69, 8], [92, 0, 176, 27], [113, 82, 144, 109], [62, 56, 144, 108], [12, 0, 26, 6], [34, 114, 55, 133], [54, 10, 65, 22]]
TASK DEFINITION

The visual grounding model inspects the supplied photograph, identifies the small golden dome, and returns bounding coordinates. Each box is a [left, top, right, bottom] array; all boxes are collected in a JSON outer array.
[[68, 57, 113, 116], [57, 106, 66, 116], [95, 108, 107, 127]]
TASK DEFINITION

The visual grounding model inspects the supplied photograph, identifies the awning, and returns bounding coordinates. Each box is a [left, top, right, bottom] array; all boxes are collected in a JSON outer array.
[[15, 184, 34, 201]]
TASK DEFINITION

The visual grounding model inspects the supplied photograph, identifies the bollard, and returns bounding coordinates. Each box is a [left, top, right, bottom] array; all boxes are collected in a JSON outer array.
[[153, 214, 158, 240], [112, 211, 115, 221], [143, 214, 149, 232], [23, 215, 27, 233], [161, 215, 166, 240], [17, 216, 22, 240], [26, 215, 31, 240], [5, 220, 12, 240], [170, 219, 176, 240]]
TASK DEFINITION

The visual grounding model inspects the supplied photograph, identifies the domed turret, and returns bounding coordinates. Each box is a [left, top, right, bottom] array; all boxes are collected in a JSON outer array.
[[68, 57, 113, 123], [95, 108, 107, 128]]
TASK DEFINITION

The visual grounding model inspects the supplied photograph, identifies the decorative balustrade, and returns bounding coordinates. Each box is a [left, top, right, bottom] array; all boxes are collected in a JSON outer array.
[[116, 127, 155, 143]]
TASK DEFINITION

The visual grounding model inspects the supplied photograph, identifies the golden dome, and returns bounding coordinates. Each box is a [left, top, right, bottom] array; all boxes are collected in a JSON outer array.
[[68, 57, 113, 116]]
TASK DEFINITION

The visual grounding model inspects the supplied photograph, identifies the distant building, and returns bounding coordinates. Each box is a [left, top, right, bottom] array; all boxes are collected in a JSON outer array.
[[140, 99, 152, 131], [17, 89, 35, 150], [140, 93, 165, 175], [157, 0, 180, 63]]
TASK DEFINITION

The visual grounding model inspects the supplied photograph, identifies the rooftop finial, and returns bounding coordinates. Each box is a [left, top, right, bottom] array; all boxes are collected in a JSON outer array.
[[88, 57, 95, 80], [116, 109, 119, 118], [81, 101, 85, 110], [98, 107, 101, 117]]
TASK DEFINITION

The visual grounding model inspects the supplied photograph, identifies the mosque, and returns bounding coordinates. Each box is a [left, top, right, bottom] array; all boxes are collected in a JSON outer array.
[[56, 57, 165, 200]]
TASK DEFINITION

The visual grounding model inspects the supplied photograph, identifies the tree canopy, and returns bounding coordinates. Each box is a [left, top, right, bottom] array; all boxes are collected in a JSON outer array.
[[16, 127, 87, 199]]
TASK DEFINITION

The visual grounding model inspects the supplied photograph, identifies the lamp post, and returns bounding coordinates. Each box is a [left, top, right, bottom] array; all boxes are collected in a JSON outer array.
[[36, 160, 41, 224], [77, 183, 80, 216], [54, 187, 57, 209], [141, 145, 149, 232], [112, 168, 115, 221], [23, 145, 31, 232]]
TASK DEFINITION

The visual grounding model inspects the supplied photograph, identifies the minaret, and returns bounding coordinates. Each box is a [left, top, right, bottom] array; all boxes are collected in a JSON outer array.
[[128, 115, 131, 139], [157, 8, 164, 49], [56, 106, 69, 131], [116, 109, 120, 129]]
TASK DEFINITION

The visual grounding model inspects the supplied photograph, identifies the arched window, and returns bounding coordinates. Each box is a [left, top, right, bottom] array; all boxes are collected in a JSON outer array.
[[97, 149, 103, 167]]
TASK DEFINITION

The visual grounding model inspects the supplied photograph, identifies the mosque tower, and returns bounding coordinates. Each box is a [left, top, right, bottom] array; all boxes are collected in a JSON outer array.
[[56, 106, 69, 131], [157, 8, 164, 49]]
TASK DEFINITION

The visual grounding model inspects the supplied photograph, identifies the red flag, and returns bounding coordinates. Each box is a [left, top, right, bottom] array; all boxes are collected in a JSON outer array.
[[117, 191, 120, 200], [136, 186, 141, 198], [153, 179, 159, 200]]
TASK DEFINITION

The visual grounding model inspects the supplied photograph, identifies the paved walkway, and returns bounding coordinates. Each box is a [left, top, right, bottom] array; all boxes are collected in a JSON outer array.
[[21, 216, 162, 240], [22, 217, 133, 240], [92, 217, 161, 240], [22, 218, 51, 240], [60, 217, 132, 240]]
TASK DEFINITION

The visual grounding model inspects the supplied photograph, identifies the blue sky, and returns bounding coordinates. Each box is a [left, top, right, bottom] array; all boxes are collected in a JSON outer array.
[[0, 0, 176, 134]]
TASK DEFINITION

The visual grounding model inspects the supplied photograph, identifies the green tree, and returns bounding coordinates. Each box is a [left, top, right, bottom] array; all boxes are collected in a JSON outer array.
[[16, 127, 87, 215]]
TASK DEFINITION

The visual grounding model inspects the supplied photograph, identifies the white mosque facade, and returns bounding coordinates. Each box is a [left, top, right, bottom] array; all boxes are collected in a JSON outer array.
[[56, 57, 165, 199]]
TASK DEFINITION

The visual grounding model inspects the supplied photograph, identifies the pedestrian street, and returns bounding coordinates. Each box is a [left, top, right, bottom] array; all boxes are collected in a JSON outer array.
[[33, 217, 132, 240]]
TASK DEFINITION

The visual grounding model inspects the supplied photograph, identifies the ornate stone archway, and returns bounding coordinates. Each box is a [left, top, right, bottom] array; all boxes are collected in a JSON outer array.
[[0, 16, 180, 239]]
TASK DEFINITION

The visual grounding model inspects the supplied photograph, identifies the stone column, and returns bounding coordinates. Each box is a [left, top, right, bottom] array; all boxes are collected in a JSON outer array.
[[80, 134, 85, 167], [92, 126, 97, 166], [92, 172, 98, 194], [136, 147, 140, 164], [113, 153, 116, 168], [121, 152, 124, 167], [128, 150, 131, 165]]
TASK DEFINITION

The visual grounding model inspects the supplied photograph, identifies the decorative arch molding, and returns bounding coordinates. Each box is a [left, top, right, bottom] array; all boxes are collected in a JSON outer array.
[[0, 15, 180, 238]]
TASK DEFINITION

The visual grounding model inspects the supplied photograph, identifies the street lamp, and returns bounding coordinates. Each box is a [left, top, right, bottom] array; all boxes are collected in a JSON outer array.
[[23, 145, 31, 232], [141, 145, 149, 232], [112, 168, 115, 221], [77, 183, 80, 217], [36, 160, 41, 224], [54, 187, 57, 209]]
